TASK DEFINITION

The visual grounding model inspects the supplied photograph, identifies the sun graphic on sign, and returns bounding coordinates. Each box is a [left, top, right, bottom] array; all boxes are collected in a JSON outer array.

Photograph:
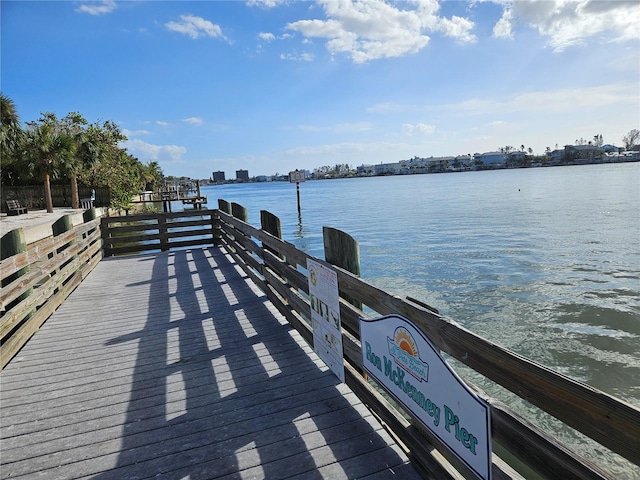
[[394, 328, 418, 356]]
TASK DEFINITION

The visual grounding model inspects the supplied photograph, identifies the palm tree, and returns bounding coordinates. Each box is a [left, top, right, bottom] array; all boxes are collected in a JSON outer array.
[[34, 111, 92, 209], [143, 161, 164, 191], [71, 128, 102, 208], [0, 94, 25, 184], [63, 113, 88, 209], [24, 124, 75, 213]]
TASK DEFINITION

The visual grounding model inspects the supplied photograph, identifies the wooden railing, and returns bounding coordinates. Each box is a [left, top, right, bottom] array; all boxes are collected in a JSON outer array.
[[0, 210, 103, 369], [3, 205, 639, 479], [100, 209, 217, 256], [211, 207, 639, 480]]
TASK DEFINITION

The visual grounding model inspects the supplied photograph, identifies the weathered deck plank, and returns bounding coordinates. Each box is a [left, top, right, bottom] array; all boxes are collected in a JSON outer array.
[[1, 248, 422, 479]]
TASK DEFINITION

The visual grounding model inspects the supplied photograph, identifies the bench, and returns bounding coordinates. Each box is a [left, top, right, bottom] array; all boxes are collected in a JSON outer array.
[[5, 200, 27, 216], [80, 198, 94, 209]]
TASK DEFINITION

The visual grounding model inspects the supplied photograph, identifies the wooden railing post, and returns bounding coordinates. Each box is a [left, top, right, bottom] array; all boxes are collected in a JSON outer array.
[[83, 207, 98, 239], [212, 209, 221, 247], [218, 199, 231, 214], [52, 214, 73, 239], [52, 214, 76, 283], [260, 210, 282, 258], [323, 226, 361, 309], [0, 228, 32, 311], [83, 207, 97, 223], [260, 210, 282, 238], [231, 202, 248, 222], [158, 215, 169, 251], [100, 217, 112, 257]]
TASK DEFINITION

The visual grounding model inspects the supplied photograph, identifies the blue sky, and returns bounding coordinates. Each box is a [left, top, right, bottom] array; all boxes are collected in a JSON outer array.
[[2, 0, 639, 179]]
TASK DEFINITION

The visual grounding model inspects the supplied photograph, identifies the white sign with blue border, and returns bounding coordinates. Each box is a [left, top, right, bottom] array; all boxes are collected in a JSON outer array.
[[308, 259, 344, 382], [360, 314, 492, 480]]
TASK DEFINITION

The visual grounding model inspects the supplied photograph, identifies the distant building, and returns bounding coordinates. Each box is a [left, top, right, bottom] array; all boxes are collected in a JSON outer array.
[[212, 171, 226, 183], [563, 144, 602, 161], [374, 162, 402, 175], [236, 169, 249, 182], [472, 152, 507, 169], [357, 164, 375, 176]]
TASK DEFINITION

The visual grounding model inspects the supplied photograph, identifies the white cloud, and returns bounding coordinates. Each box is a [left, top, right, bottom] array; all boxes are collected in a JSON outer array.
[[258, 32, 276, 42], [165, 14, 229, 41], [492, 0, 640, 51], [294, 122, 373, 133], [492, 7, 513, 39], [183, 117, 203, 125], [156, 121, 169, 127], [123, 138, 187, 164], [246, 0, 287, 8], [122, 129, 150, 137], [280, 52, 314, 61], [438, 16, 476, 43], [76, 0, 116, 16], [285, 0, 476, 63], [451, 83, 638, 115], [403, 123, 436, 135], [370, 83, 637, 117]]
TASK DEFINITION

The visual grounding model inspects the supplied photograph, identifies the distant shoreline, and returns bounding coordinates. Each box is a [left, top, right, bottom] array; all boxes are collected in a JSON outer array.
[[206, 157, 640, 185]]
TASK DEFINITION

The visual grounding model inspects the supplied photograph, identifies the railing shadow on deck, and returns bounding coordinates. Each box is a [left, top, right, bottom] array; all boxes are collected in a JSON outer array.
[[95, 248, 415, 479]]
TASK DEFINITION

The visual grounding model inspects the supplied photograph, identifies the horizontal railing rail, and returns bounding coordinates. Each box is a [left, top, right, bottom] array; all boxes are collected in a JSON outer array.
[[0, 210, 103, 369]]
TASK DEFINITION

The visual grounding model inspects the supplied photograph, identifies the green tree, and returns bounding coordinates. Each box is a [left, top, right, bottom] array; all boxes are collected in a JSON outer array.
[[0, 94, 25, 185], [36, 111, 93, 209], [143, 161, 164, 191], [62, 113, 89, 209], [622, 129, 640, 150], [23, 124, 75, 213]]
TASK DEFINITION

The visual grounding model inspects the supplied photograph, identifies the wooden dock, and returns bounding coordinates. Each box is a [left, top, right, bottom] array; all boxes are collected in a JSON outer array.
[[3, 207, 639, 479], [0, 248, 421, 479]]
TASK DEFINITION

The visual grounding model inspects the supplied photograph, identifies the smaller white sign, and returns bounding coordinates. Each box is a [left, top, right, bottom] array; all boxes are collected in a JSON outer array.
[[289, 169, 306, 183], [308, 259, 344, 382], [361, 314, 492, 480]]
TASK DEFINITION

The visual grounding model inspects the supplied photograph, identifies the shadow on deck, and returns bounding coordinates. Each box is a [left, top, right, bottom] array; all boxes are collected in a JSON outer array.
[[0, 248, 420, 479]]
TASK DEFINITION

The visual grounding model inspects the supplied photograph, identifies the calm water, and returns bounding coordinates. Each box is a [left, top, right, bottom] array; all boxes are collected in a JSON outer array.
[[198, 163, 639, 477]]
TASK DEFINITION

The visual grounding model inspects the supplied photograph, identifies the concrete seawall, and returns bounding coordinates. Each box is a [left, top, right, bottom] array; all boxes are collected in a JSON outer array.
[[0, 208, 108, 244]]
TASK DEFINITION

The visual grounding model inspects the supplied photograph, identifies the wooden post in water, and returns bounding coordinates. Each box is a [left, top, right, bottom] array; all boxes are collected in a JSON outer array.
[[231, 202, 248, 222], [289, 169, 305, 214], [323, 226, 362, 309], [1, 228, 32, 310], [218, 199, 231, 214]]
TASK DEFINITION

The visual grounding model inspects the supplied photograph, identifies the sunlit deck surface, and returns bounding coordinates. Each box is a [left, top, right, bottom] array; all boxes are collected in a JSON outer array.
[[1, 248, 421, 479]]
